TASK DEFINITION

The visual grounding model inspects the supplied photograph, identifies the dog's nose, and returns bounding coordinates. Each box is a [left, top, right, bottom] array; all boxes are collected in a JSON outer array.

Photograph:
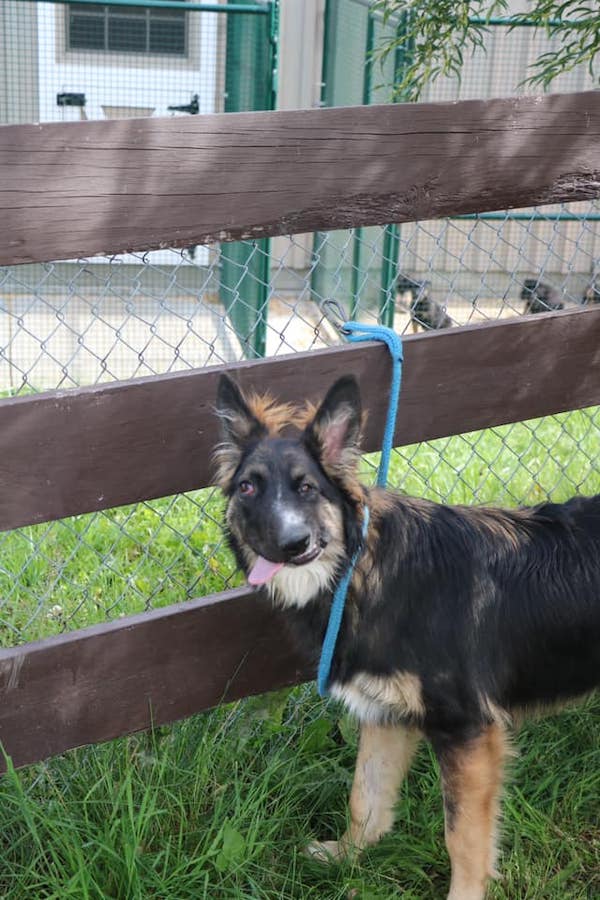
[[280, 530, 311, 558]]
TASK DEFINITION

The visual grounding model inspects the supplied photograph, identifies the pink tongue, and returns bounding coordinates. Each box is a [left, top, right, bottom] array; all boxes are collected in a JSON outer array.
[[248, 556, 284, 586]]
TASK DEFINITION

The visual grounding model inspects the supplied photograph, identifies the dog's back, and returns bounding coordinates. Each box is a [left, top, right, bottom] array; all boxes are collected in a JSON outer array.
[[461, 495, 600, 711], [336, 490, 600, 721], [488, 496, 600, 709]]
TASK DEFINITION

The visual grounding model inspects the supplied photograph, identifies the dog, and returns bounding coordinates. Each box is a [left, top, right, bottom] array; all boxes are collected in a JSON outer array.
[[582, 280, 600, 305], [396, 277, 452, 332], [520, 280, 564, 314], [214, 374, 600, 900]]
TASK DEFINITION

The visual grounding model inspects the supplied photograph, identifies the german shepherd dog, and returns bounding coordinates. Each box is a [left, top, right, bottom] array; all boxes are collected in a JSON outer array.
[[396, 276, 452, 332], [520, 279, 564, 315], [214, 373, 600, 900]]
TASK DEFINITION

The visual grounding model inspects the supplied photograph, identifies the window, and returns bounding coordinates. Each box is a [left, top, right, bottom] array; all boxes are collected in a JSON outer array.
[[68, 4, 187, 56]]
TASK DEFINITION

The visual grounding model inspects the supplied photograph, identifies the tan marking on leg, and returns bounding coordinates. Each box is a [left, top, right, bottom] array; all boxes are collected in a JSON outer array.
[[306, 723, 421, 863], [440, 723, 508, 900]]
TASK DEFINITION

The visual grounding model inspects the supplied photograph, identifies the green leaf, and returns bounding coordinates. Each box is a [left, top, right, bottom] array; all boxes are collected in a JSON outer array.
[[214, 820, 246, 873], [337, 713, 359, 748], [371, 0, 600, 99], [299, 718, 334, 754]]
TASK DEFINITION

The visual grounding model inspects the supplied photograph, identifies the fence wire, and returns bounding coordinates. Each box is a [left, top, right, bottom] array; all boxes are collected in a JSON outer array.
[[2, 205, 599, 647], [0, 0, 599, 647]]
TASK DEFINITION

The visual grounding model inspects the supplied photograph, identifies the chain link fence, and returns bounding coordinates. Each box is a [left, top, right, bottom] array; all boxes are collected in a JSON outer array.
[[0, 0, 599, 647]]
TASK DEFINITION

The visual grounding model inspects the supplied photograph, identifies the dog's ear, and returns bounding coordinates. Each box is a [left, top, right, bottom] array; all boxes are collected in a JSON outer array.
[[305, 376, 362, 475], [215, 374, 267, 445], [214, 375, 267, 488]]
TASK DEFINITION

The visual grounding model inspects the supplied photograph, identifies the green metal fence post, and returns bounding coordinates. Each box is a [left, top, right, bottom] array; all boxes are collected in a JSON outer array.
[[313, 1, 417, 324], [379, 11, 413, 327], [310, 0, 336, 308], [350, 7, 375, 319], [319, 0, 335, 107], [219, 0, 277, 358], [380, 223, 400, 326], [269, 0, 279, 110]]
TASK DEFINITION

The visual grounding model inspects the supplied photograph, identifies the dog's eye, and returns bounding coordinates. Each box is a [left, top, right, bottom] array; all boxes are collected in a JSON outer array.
[[298, 482, 313, 495], [239, 480, 255, 496]]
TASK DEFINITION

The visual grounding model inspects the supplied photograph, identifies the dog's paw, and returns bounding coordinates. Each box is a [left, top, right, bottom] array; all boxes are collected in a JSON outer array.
[[303, 839, 346, 864]]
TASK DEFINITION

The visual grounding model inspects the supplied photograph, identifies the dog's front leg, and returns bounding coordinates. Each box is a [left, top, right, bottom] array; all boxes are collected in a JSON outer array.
[[433, 722, 508, 900], [307, 722, 421, 862]]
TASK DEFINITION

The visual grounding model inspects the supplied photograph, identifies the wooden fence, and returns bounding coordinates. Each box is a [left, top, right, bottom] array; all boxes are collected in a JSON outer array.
[[1, 90, 600, 769]]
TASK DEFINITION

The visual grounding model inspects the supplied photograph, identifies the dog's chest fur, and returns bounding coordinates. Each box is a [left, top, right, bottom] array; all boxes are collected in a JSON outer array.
[[275, 551, 428, 726], [283, 594, 426, 725], [266, 554, 339, 609]]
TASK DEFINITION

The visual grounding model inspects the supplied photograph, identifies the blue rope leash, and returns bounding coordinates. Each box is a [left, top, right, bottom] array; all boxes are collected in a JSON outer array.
[[316, 507, 370, 696], [342, 321, 404, 487], [317, 316, 404, 697]]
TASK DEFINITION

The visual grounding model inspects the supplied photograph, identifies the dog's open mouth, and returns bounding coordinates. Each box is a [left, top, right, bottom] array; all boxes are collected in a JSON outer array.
[[248, 546, 321, 586], [289, 545, 321, 567]]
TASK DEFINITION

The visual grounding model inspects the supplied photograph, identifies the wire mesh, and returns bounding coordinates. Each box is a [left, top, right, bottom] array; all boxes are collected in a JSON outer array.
[[0, 0, 599, 648], [0, 0, 276, 125]]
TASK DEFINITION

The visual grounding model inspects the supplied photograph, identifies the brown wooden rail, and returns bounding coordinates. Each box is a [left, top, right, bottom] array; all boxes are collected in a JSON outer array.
[[1, 90, 600, 265], [0, 587, 309, 771], [1, 307, 600, 533]]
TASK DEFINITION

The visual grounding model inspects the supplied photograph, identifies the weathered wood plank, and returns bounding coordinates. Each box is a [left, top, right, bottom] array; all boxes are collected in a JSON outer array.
[[0, 586, 311, 771], [1, 91, 599, 265], [1, 306, 600, 533]]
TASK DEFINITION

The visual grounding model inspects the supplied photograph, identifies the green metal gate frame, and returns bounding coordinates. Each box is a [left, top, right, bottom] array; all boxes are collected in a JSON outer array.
[[220, 0, 278, 359], [378, 10, 412, 327]]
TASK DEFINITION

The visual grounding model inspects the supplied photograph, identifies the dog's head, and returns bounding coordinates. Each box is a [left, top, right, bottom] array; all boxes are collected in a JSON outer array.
[[214, 375, 366, 603], [520, 279, 550, 301]]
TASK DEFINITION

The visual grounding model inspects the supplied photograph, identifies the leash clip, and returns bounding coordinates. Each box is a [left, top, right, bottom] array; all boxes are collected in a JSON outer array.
[[320, 299, 351, 335]]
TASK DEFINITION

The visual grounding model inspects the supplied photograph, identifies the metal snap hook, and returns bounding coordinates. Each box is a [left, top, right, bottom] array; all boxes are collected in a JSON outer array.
[[320, 299, 351, 335]]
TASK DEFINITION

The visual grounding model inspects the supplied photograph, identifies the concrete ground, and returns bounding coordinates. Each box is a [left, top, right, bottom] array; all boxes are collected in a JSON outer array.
[[0, 292, 548, 394], [0, 294, 241, 392]]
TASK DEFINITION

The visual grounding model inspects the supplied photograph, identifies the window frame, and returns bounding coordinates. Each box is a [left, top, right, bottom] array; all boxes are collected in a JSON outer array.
[[66, 3, 189, 58]]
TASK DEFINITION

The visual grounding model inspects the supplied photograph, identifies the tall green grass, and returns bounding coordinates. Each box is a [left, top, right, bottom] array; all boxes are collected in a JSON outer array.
[[0, 691, 597, 898]]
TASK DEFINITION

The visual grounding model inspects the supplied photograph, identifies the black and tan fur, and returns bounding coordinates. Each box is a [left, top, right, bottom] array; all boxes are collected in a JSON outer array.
[[396, 276, 453, 332], [214, 374, 600, 900], [520, 279, 564, 314], [582, 280, 600, 305]]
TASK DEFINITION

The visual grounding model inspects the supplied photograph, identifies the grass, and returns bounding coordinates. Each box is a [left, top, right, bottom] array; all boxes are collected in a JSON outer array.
[[0, 693, 597, 899], [0, 407, 598, 897], [0, 491, 242, 645]]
